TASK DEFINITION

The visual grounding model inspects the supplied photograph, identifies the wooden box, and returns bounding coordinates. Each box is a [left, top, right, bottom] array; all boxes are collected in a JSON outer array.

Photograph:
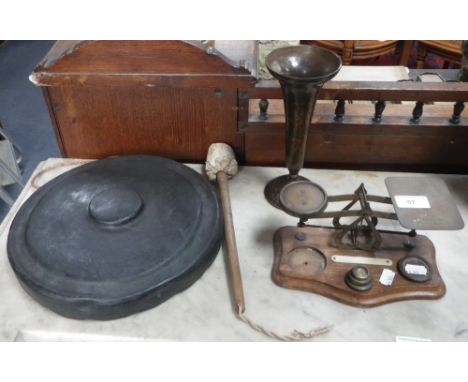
[[31, 40, 256, 162]]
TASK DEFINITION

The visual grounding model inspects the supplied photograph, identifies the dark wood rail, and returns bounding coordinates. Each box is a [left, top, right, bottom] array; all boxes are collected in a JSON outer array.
[[240, 80, 468, 102], [238, 78, 468, 173]]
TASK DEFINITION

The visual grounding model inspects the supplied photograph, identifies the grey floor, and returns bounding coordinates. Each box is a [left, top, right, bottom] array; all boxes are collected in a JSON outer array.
[[0, 40, 60, 221]]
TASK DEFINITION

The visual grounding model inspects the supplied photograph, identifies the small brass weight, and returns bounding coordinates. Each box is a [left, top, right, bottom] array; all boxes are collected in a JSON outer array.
[[263, 45, 342, 208]]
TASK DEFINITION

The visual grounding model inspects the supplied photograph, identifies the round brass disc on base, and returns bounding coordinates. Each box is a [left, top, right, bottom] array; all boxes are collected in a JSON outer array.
[[286, 247, 327, 276], [398, 256, 432, 283], [264, 174, 310, 210]]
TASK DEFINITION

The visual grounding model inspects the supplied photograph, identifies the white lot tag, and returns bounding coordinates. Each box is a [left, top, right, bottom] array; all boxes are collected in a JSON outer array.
[[379, 269, 395, 286], [405, 264, 428, 276], [395, 195, 430, 209]]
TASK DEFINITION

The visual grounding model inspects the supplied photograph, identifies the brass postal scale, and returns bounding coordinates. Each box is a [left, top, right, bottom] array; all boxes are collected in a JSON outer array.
[[263, 45, 465, 307]]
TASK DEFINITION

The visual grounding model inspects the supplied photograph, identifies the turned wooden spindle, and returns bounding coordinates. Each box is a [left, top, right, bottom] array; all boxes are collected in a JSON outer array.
[[449, 101, 465, 124], [258, 98, 269, 121], [334, 99, 345, 121], [372, 100, 386, 122], [411, 101, 424, 123]]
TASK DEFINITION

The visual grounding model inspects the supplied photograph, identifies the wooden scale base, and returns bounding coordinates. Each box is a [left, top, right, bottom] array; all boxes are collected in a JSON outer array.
[[273, 226, 445, 308]]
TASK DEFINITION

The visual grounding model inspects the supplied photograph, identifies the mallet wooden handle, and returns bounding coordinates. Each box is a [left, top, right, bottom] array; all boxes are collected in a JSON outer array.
[[216, 171, 245, 314]]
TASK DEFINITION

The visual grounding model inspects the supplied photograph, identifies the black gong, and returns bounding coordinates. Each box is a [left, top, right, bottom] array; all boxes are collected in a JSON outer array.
[[7, 156, 223, 320]]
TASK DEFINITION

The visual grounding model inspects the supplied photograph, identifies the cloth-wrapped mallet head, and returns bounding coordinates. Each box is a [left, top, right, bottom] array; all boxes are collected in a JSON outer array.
[[205, 143, 238, 181]]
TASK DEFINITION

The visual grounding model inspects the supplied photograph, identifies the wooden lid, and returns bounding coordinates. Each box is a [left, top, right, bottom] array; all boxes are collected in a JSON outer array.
[[31, 40, 256, 88]]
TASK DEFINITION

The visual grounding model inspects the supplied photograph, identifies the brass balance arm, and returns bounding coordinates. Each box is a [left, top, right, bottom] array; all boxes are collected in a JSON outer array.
[[314, 209, 398, 220]]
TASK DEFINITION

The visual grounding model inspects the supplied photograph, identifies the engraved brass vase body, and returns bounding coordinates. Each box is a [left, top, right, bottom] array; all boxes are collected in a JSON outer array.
[[264, 45, 342, 208]]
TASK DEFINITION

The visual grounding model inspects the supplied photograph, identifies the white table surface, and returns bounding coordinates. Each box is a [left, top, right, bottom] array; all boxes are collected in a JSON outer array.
[[1, 158, 468, 341]]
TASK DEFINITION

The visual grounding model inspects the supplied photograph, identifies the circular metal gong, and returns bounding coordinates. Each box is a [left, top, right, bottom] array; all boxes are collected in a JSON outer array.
[[7, 155, 222, 320]]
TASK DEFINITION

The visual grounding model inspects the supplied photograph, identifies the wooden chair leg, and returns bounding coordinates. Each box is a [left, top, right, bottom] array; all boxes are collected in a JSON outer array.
[[416, 43, 427, 69], [398, 40, 413, 66], [342, 40, 354, 65]]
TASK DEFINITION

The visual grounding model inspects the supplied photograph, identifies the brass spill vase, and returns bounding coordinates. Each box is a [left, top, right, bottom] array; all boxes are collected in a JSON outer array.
[[264, 45, 342, 209]]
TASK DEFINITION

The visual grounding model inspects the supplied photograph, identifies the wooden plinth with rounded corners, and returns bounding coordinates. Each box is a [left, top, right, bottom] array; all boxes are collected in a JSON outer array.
[[272, 226, 445, 307]]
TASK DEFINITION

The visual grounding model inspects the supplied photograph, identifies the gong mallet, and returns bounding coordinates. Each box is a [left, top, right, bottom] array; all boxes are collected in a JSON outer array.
[[205, 143, 245, 314], [205, 143, 332, 341]]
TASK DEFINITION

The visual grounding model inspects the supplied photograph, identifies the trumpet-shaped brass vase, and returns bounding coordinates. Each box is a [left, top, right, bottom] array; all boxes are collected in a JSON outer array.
[[264, 45, 342, 209]]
